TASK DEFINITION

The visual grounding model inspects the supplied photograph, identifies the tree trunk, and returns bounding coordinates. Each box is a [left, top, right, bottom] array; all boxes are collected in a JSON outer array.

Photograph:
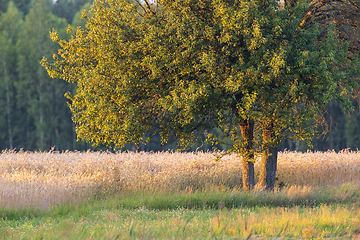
[[240, 119, 255, 192], [257, 123, 278, 191]]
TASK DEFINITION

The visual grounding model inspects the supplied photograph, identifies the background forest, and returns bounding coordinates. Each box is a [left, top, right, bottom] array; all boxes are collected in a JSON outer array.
[[0, 0, 359, 152]]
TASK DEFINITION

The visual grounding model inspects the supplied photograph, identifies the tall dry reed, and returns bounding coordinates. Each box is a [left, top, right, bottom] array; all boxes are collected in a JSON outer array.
[[276, 149, 360, 186], [0, 149, 359, 208]]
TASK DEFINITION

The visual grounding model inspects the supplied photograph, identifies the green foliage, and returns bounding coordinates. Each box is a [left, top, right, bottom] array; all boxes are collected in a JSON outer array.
[[43, 0, 358, 154], [71, 2, 92, 30], [0, 0, 358, 153], [17, 0, 73, 150], [51, 0, 93, 24], [0, 1, 117, 151], [0, 0, 31, 17], [0, 1, 22, 150]]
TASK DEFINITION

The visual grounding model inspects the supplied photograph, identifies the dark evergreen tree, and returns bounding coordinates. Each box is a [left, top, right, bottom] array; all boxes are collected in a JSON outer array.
[[17, 0, 72, 150], [0, 1, 22, 150], [345, 101, 360, 150], [0, 0, 31, 17], [71, 2, 91, 30], [52, 0, 92, 24]]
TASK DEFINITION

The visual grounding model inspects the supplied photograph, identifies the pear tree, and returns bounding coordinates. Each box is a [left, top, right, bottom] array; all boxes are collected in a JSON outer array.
[[42, 0, 358, 191]]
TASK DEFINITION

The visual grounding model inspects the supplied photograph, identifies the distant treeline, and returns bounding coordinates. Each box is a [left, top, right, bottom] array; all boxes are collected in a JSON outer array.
[[0, 0, 359, 152]]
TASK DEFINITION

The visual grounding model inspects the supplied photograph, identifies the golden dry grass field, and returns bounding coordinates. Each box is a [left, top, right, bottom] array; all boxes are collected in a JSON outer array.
[[0, 149, 359, 209]]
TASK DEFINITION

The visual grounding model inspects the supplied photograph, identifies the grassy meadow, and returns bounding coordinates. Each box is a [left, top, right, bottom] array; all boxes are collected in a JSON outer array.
[[0, 149, 360, 239]]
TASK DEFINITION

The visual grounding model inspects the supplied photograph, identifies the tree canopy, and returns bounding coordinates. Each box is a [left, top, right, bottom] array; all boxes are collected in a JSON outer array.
[[42, 0, 359, 190]]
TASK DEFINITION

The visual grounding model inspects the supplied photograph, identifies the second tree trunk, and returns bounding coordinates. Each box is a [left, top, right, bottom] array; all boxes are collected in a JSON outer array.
[[257, 123, 278, 191]]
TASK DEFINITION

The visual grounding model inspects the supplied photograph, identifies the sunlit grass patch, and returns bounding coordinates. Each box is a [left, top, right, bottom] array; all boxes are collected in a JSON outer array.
[[0, 199, 360, 239]]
